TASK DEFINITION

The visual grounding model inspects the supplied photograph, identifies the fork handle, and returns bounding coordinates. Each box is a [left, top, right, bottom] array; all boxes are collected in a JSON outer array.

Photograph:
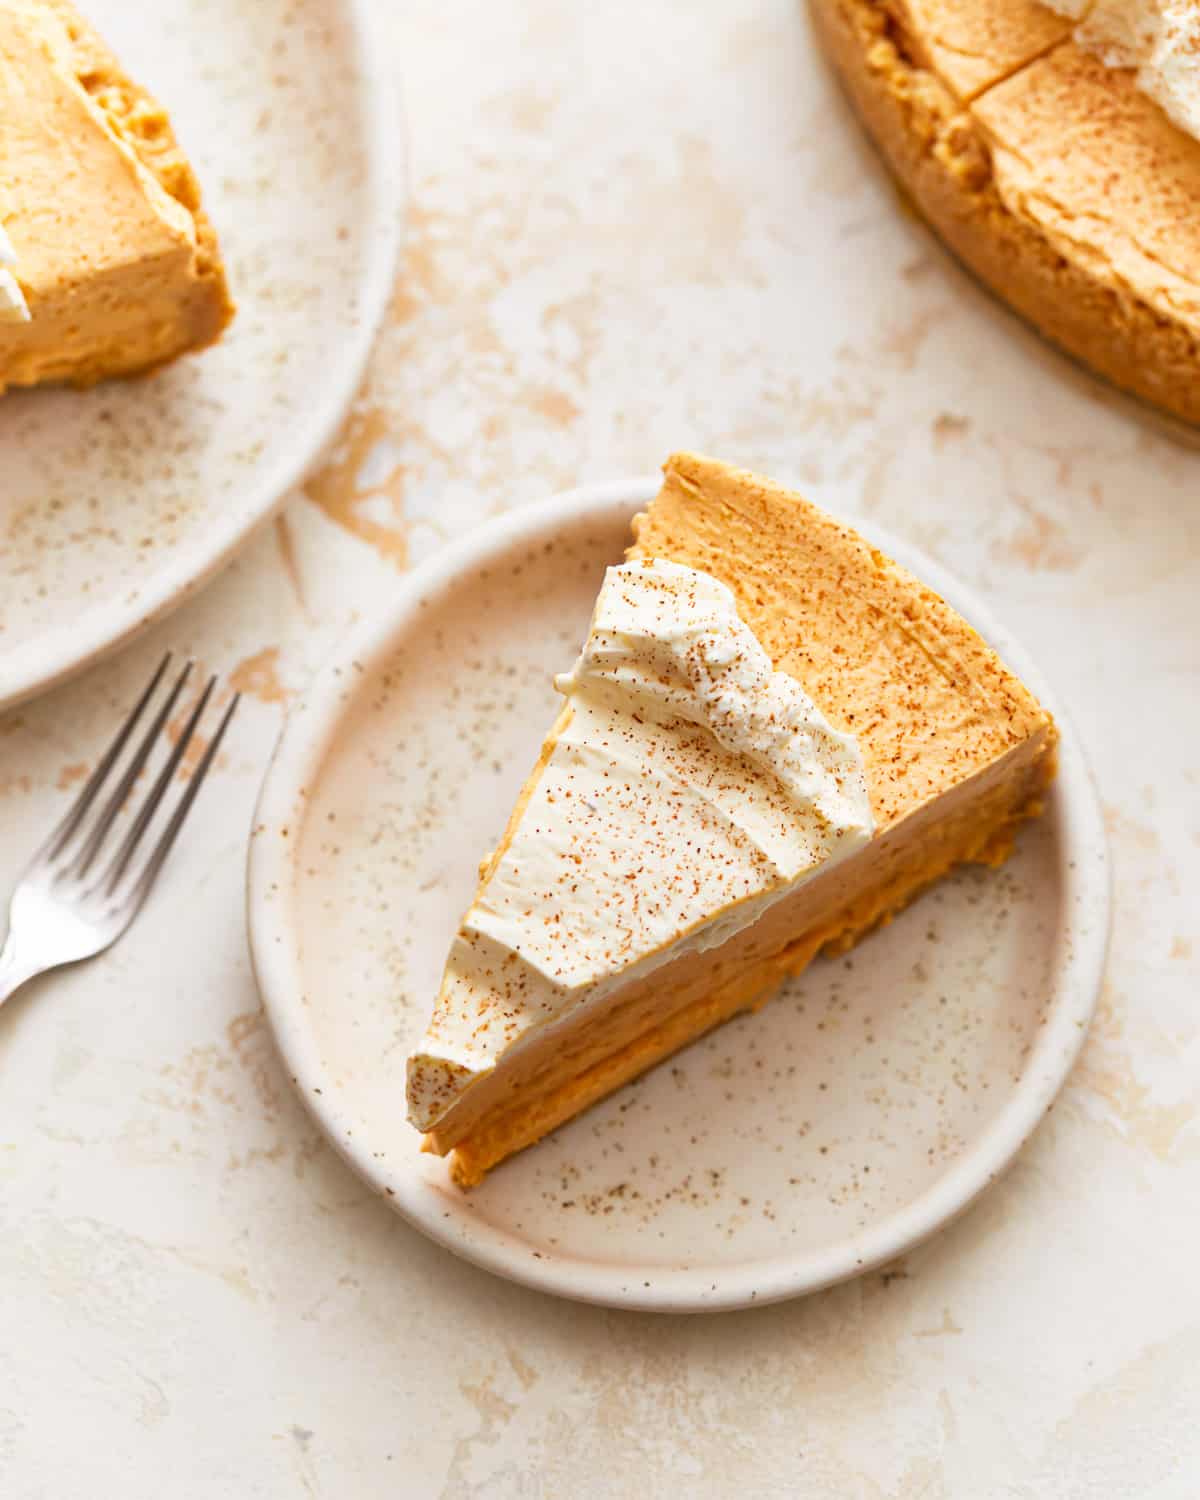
[[0, 933, 44, 1006]]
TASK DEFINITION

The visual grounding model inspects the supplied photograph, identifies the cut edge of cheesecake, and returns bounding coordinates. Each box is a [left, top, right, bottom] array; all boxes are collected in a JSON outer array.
[[0, 0, 234, 392], [62, 0, 235, 358], [416, 453, 1058, 1188], [808, 0, 1200, 430]]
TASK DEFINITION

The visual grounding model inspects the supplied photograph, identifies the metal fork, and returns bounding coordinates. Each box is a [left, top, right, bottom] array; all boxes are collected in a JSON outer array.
[[0, 654, 240, 1006]]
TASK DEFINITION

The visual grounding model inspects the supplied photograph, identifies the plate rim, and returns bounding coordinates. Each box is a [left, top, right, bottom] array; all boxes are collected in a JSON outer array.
[[247, 477, 1111, 1312], [0, 0, 406, 711]]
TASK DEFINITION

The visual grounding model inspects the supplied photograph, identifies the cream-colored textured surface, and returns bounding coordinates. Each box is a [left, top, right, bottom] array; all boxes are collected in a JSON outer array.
[[0, 0, 1197, 1494]]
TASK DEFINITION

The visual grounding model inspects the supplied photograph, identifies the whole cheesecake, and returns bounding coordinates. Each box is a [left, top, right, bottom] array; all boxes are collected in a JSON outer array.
[[407, 454, 1059, 1186], [0, 0, 233, 392], [809, 0, 1200, 427]]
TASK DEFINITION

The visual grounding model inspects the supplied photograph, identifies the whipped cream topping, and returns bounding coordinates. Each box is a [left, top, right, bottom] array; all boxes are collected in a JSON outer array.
[[1044, 0, 1200, 140], [0, 221, 28, 323], [407, 558, 874, 1130]]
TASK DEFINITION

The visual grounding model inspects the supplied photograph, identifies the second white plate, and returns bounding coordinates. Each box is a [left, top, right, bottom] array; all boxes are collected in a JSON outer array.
[[0, 0, 402, 709], [247, 479, 1109, 1311]]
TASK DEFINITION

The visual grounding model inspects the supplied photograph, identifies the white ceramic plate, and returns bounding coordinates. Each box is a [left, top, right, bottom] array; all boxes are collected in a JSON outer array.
[[247, 480, 1110, 1312], [0, 0, 402, 709]]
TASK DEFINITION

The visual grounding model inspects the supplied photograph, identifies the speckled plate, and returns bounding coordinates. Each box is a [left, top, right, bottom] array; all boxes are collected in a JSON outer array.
[[247, 480, 1110, 1311], [0, 0, 402, 709]]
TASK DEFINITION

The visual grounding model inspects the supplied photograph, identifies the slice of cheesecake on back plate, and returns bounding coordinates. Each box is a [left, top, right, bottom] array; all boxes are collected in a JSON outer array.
[[408, 453, 1058, 1186], [0, 0, 234, 393]]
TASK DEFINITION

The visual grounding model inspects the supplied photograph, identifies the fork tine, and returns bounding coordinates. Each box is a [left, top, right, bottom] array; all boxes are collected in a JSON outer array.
[[64, 659, 194, 880], [98, 673, 217, 893], [41, 652, 172, 862], [120, 691, 240, 910]]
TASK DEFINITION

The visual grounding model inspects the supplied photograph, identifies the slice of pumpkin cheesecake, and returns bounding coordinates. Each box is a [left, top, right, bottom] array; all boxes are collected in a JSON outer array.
[[408, 453, 1057, 1187], [0, 0, 233, 393]]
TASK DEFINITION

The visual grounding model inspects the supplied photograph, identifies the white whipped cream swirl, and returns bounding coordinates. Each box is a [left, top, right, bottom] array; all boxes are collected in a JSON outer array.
[[407, 558, 874, 1130], [0, 222, 29, 323]]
